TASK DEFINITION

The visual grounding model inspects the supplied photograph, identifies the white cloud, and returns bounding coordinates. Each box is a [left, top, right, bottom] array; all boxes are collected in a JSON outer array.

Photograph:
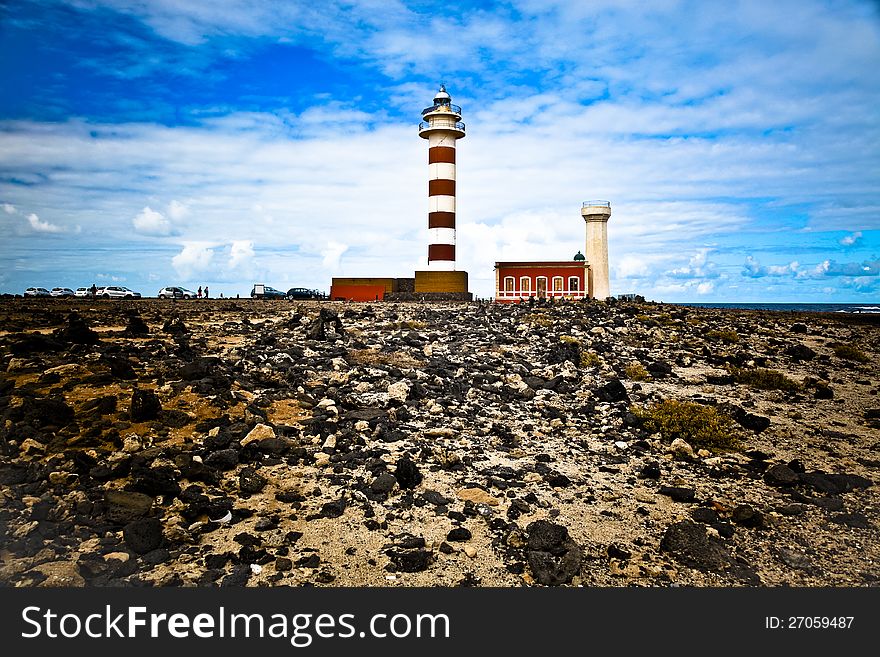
[[320, 241, 348, 271], [229, 240, 255, 268], [167, 200, 190, 221], [697, 281, 715, 295], [840, 231, 862, 246], [172, 242, 215, 278], [132, 206, 173, 235], [26, 213, 63, 233], [3, 203, 15, 214]]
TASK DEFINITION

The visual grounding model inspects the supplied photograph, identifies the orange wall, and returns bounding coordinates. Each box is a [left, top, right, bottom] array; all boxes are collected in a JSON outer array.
[[330, 284, 387, 302]]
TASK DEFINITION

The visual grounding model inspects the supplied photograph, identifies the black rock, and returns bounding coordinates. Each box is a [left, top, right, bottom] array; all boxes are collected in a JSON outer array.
[[639, 462, 662, 479], [55, 312, 100, 345], [690, 507, 719, 524], [275, 557, 293, 572], [239, 467, 267, 494], [646, 361, 673, 378], [162, 317, 189, 335], [606, 543, 632, 560], [595, 379, 628, 403], [80, 395, 118, 417], [319, 498, 346, 519], [446, 527, 472, 542], [205, 449, 239, 471], [123, 517, 163, 554], [785, 344, 816, 361], [830, 512, 871, 529], [660, 520, 731, 571], [422, 490, 450, 506], [764, 464, 799, 487], [790, 323, 808, 334], [129, 389, 161, 422], [179, 357, 219, 381], [721, 403, 771, 433], [371, 472, 397, 494], [104, 490, 154, 523], [124, 314, 150, 336], [219, 564, 251, 587], [545, 473, 572, 487], [547, 340, 580, 366], [141, 548, 170, 565], [526, 520, 569, 552], [12, 396, 74, 428], [659, 486, 696, 502], [394, 457, 423, 489], [732, 504, 765, 528], [127, 466, 181, 499], [813, 383, 834, 400], [386, 549, 431, 573]]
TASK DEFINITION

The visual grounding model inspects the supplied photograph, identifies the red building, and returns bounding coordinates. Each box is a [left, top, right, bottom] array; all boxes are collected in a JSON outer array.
[[494, 252, 590, 303]]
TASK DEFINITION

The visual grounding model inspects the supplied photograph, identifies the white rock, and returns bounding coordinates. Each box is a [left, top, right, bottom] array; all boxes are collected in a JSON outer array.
[[354, 420, 370, 432], [669, 438, 695, 459], [122, 434, 142, 453], [250, 564, 263, 575], [241, 423, 276, 446], [322, 434, 337, 449], [387, 381, 410, 403]]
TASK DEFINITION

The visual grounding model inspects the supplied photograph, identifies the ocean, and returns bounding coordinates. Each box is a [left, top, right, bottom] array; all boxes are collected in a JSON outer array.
[[673, 302, 880, 314]]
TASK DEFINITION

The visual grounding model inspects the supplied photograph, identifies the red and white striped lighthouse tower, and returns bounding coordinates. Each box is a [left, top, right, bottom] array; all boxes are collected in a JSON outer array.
[[419, 85, 466, 270]]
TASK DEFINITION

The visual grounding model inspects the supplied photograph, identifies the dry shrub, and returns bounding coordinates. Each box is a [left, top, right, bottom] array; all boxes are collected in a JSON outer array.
[[632, 399, 741, 452]]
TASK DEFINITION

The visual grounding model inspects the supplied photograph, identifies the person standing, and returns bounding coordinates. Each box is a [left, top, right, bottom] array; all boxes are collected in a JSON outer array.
[[204, 285, 209, 299], [197, 286, 202, 298]]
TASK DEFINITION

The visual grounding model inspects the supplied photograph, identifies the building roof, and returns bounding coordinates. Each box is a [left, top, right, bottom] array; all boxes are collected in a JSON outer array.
[[495, 261, 588, 269]]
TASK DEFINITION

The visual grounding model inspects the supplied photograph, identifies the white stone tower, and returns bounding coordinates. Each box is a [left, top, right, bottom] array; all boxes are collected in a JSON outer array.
[[581, 201, 611, 300], [418, 85, 466, 270]]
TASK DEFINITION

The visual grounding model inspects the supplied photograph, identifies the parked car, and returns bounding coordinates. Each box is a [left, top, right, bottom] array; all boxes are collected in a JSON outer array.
[[96, 286, 141, 299], [50, 287, 75, 297], [74, 287, 91, 297], [24, 287, 50, 297], [157, 286, 196, 299], [286, 287, 327, 300], [251, 284, 286, 299]]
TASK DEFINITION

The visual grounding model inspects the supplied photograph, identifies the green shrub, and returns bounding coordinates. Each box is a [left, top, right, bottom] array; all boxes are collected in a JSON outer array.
[[728, 366, 800, 391], [625, 362, 651, 381], [706, 329, 739, 344], [581, 351, 600, 368], [631, 399, 740, 452], [831, 343, 870, 363]]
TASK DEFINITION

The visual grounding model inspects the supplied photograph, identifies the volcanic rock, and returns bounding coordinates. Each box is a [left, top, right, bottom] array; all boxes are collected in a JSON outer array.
[[123, 518, 163, 554], [129, 388, 161, 422]]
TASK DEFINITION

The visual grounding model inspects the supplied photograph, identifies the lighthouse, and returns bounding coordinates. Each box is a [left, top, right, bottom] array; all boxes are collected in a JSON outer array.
[[582, 201, 612, 300], [419, 85, 466, 270]]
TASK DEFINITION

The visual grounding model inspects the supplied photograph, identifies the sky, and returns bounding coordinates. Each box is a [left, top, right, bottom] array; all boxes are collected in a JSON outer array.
[[1, 0, 879, 302]]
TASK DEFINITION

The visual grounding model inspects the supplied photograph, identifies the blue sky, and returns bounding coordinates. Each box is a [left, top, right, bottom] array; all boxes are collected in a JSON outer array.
[[1, 0, 878, 302]]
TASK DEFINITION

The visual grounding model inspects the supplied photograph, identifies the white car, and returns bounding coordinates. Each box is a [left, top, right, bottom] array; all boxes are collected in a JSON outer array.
[[157, 286, 196, 299], [74, 287, 91, 297], [24, 287, 51, 297], [50, 287, 75, 297], [96, 286, 141, 299]]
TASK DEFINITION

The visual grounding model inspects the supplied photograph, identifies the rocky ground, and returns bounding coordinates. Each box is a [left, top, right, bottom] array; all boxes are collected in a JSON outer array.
[[0, 297, 877, 588]]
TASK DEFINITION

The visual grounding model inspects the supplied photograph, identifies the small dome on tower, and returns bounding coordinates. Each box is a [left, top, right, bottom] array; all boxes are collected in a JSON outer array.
[[574, 250, 586, 261], [433, 84, 451, 104]]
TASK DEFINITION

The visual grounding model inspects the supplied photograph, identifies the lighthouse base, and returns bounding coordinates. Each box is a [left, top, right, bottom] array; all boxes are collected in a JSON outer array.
[[414, 270, 469, 294]]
